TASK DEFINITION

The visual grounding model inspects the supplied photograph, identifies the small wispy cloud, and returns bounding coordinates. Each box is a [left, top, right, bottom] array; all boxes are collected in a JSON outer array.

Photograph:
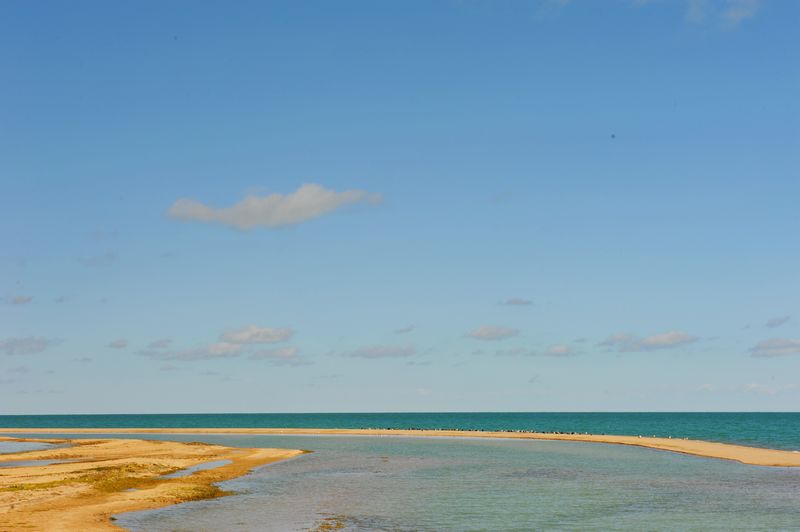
[[685, 0, 763, 28], [350, 345, 416, 359], [220, 325, 293, 344], [599, 331, 698, 352], [168, 183, 382, 230], [395, 325, 415, 334], [742, 382, 799, 395], [1, 337, 58, 356], [502, 298, 532, 306], [147, 339, 172, 349], [466, 326, 519, 341], [139, 325, 296, 362], [749, 338, 800, 358], [721, 0, 762, 27], [765, 316, 791, 329], [87, 229, 118, 241], [495, 344, 575, 357], [78, 251, 117, 268], [107, 339, 128, 349], [170, 342, 243, 361], [250, 346, 311, 366], [545, 344, 573, 357]]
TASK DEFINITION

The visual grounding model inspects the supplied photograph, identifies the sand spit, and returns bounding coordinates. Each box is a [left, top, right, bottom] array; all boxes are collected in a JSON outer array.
[[2, 427, 799, 467], [0, 436, 303, 531]]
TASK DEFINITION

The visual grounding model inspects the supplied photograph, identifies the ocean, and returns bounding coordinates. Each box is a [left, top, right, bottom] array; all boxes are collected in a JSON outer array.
[[3, 413, 799, 531], [1, 412, 799, 450]]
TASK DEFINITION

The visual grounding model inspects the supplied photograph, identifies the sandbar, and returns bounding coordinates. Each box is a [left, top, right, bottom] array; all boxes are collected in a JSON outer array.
[[2, 427, 799, 467], [0, 436, 303, 531]]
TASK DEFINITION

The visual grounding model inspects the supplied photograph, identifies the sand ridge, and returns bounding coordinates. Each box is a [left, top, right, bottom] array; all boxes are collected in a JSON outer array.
[[2, 427, 799, 467]]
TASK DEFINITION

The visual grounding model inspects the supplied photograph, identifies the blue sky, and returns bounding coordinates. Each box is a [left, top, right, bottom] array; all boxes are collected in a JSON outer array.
[[2, 0, 798, 414]]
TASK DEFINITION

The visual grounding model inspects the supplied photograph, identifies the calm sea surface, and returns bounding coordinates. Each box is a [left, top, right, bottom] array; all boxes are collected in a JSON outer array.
[[1, 412, 799, 449], [3, 414, 799, 531]]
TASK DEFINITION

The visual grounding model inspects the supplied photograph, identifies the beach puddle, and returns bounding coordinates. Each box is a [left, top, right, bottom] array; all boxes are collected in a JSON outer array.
[[161, 459, 232, 479], [0, 441, 57, 454]]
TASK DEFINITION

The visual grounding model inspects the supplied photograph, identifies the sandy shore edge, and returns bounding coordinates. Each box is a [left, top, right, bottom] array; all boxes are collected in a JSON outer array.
[[2, 427, 799, 467], [0, 436, 304, 531]]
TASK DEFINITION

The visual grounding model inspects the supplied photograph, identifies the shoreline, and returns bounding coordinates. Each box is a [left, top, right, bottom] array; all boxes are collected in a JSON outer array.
[[2, 428, 800, 467], [0, 436, 304, 531]]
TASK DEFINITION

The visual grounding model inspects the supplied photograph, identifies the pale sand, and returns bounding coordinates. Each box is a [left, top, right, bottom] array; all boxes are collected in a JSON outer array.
[[0, 437, 303, 531], [2, 427, 800, 467]]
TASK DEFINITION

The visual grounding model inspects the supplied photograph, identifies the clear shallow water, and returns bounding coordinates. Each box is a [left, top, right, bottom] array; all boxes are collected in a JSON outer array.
[[102, 434, 800, 532], [0, 459, 71, 467], [0, 440, 56, 454], [161, 459, 232, 479], [1, 412, 799, 450]]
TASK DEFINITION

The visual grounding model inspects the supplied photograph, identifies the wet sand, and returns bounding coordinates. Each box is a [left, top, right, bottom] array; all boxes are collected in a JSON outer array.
[[3, 427, 800, 467], [0, 436, 303, 531]]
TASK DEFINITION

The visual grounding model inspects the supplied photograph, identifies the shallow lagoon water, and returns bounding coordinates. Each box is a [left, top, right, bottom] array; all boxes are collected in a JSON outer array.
[[101, 434, 800, 531], [0, 459, 71, 467], [0, 441, 56, 454], [161, 459, 232, 479]]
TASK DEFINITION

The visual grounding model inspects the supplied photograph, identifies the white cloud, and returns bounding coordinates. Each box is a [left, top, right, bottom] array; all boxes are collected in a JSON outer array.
[[139, 325, 294, 362], [494, 344, 575, 357], [140, 341, 243, 361], [168, 183, 382, 230], [685, 0, 763, 28], [78, 251, 117, 268], [171, 342, 243, 361], [220, 325, 293, 344], [749, 338, 800, 358], [765, 316, 791, 329], [0, 337, 56, 356], [107, 339, 128, 349], [686, 0, 710, 23], [466, 325, 519, 341], [250, 347, 311, 366], [545, 344, 573, 357], [742, 382, 799, 395], [350, 345, 416, 359], [147, 339, 172, 349], [502, 298, 532, 306], [600, 331, 698, 352], [721, 0, 762, 27]]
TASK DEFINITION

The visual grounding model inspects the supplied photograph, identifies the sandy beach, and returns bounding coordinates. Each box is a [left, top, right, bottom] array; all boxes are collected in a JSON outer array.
[[3, 428, 800, 467], [0, 436, 303, 531]]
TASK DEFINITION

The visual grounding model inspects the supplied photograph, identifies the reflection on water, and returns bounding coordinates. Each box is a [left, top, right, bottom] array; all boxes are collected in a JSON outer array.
[[108, 434, 800, 531]]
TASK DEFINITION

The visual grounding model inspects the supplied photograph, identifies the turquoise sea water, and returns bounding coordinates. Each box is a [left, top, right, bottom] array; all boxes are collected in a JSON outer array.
[[1, 412, 799, 450]]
